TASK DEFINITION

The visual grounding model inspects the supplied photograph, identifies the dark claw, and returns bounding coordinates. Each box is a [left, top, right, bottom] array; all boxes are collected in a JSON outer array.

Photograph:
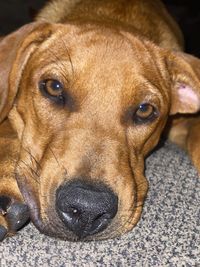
[[0, 196, 11, 213], [6, 203, 30, 231], [0, 225, 8, 241]]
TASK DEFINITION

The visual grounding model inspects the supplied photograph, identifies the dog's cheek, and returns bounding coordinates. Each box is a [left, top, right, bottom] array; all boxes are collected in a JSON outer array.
[[8, 107, 25, 140]]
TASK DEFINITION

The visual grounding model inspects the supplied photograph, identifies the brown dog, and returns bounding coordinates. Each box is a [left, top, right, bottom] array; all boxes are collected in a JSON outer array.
[[0, 0, 200, 242]]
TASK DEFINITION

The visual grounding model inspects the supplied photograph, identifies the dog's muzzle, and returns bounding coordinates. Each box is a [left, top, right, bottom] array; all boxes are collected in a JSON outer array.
[[56, 180, 118, 239]]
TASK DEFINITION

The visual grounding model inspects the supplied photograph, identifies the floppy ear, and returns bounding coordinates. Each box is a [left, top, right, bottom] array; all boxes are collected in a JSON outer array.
[[0, 22, 53, 123], [167, 51, 200, 115]]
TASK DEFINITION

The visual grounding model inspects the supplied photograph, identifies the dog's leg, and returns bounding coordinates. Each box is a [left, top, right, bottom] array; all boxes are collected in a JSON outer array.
[[186, 118, 200, 174], [168, 116, 200, 174], [0, 120, 30, 241]]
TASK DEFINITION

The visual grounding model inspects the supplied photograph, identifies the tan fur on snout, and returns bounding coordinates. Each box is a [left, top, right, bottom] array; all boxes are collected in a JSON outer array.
[[0, 0, 200, 241]]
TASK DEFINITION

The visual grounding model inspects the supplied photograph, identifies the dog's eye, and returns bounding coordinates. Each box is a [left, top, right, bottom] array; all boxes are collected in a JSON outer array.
[[133, 103, 158, 124], [39, 79, 65, 105]]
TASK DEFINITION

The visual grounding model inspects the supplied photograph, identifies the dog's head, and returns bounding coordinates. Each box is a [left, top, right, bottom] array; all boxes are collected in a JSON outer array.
[[0, 22, 200, 240]]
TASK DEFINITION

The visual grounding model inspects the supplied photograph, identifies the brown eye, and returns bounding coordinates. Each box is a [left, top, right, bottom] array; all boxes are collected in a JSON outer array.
[[39, 79, 66, 106], [39, 79, 63, 96], [45, 79, 63, 97], [133, 103, 158, 124]]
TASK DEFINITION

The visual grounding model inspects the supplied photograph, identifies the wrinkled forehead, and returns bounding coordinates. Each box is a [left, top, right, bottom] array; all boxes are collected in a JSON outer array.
[[29, 23, 167, 107], [34, 24, 164, 71]]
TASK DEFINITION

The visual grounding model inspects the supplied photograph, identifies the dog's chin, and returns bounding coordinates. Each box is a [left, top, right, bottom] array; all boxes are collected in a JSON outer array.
[[27, 197, 140, 241], [30, 211, 126, 242], [32, 220, 118, 242], [33, 222, 81, 242], [17, 176, 138, 241]]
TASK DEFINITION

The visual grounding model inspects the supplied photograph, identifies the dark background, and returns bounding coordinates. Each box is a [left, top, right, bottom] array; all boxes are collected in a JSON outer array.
[[0, 0, 200, 57]]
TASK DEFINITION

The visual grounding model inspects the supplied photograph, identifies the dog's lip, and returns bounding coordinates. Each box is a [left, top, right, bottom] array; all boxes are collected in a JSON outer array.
[[15, 173, 138, 241], [19, 188, 135, 241], [30, 204, 122, 241], [15, 174, 44, 230], [15, 175, 120, 240]]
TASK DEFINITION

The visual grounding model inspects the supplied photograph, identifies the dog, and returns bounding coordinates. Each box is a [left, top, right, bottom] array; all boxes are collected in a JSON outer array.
[[0, 0, 200, 242]]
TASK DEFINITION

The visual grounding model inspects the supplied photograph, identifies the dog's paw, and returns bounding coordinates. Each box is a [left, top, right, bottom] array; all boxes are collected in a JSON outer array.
[[0, 196, 30, 241]]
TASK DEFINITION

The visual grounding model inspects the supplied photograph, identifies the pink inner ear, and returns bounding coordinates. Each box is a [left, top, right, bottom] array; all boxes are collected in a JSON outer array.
[[177, 84, 200, 112]]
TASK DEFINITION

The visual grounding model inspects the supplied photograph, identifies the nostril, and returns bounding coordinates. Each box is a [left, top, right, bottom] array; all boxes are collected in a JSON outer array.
[[59, 208, 114, 238], [59, 206, 81, 223], [88, 212, 113, 236], [56, 180, 118, 238]]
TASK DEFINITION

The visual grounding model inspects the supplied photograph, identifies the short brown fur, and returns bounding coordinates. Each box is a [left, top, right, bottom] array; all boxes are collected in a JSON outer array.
[[0, 0, 200, 241]]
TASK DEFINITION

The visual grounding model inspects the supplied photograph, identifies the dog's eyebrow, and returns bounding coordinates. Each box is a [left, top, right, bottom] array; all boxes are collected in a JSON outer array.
[[57, 33, 75, 77]]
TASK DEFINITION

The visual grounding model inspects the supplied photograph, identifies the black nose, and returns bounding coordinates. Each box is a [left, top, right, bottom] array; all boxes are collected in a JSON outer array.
[[56, 180, 118, 239]]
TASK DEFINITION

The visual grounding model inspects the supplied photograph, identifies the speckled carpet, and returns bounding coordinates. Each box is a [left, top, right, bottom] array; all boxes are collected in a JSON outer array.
[[0, 142, 199, 266], [0, 1, 200, 266]]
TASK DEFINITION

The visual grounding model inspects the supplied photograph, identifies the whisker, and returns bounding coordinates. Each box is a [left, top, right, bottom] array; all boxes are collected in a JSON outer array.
[[21, 146, 42, 171], [48, 146, 68, 175], [46, 46, 70, 82], [60, 35, 75, 77], [16, 160, 40, 185]]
